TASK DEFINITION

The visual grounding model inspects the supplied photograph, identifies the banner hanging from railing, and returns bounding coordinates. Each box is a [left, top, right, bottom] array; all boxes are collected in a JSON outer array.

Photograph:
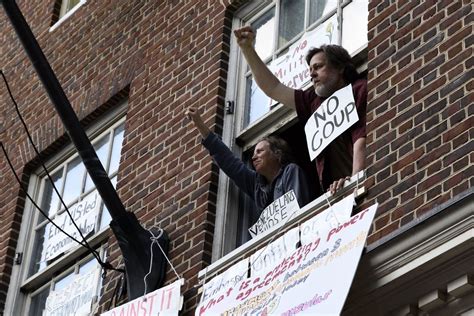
[[196, 204, 377, 316], [300, 193, 355, 245], [101, 279, 184, 316], [250, 227, 299, 277]]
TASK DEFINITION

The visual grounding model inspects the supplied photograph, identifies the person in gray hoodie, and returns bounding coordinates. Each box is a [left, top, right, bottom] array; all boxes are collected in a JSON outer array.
[[186, 106, 313, 217]]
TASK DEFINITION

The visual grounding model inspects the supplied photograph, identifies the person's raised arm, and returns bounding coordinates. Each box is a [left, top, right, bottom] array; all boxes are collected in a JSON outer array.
[[186, 107, 211, 139], [234, 26, 295, 109]]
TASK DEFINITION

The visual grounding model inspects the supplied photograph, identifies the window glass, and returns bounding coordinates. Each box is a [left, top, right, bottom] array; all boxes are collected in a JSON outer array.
[[35, 257, 101, 316], [252, 9, 275, 61], [29, 287, 49, 316], [245, 9, 275, 127], [79, 258, 96, 274], [342, 0, 368, 54], [66, 0, 80, 11], [84, 135, 110, 192], [278, 0, 305, 48], [30, 225, 47, 274], [309, 0, 337, 24], [54, 271, 74, 291], [62, 157, 85, 206], [245, 75, 272, 126], [109, 124, 125, 175], [28, 121, 125, 277], [39, 171, 63, 219], [99, 176, 116, 229]]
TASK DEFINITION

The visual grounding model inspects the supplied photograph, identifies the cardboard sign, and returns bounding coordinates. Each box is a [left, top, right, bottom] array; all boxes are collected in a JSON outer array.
[[195, 204, 377, 316], [201, 258, 249, 304], [249, 190, 300, 238], [250, 227, 299, 278], [300, 193, 355, 245], [43, 264, 101, 316], [101, 279, 184, 316], [41, 192, 100, 262], [305, 84, 359, 161], [267, 15, 338, 106]]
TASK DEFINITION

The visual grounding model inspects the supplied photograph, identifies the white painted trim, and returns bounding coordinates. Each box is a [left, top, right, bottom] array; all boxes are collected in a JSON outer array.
[[49, 0, 87, 32]]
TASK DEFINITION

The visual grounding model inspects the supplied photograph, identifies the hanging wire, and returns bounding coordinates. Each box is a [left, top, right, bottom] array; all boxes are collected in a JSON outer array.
[[142, 228, 182, 300], [1, 70, 123, 275]]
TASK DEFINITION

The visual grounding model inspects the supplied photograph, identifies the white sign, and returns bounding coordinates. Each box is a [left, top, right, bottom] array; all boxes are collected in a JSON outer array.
[[250, 227, 299, 277], [305, 84, 359, 161], [267, 16, 338, 106], [195, 204, 377, 316], [300, 193, 355, 245], [41, 192, 100, 262], [43, 264, 101, 316], [101, 279, 184, 316], [201, 258, 249, 303], [249, 190, 300, 238]]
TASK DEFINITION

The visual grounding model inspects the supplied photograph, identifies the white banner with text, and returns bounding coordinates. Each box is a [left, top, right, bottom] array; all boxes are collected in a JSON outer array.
[[41, 192, 100, 262], [196, 204, 377, 316], [300, 193, 355, 245], [250, 227, 299, 278], [200, 258, 249, 304], [102, 279, 184, 316], [249, 190, 300, 238], [305, 84, 359, 161], [43, 264, 101, 316]]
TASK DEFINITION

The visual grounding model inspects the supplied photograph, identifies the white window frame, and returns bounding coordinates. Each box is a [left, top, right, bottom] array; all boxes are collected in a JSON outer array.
[[4, 104, 126, 316], [212, 0, 368, 260], [50, 0, 87, 32]]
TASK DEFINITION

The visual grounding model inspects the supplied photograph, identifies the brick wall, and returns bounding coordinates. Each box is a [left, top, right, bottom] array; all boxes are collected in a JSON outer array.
[[363, 0, 473, 244]]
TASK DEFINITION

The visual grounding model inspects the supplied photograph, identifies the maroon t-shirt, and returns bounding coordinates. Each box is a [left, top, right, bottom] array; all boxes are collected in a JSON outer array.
[[294, 79, 367, 189]]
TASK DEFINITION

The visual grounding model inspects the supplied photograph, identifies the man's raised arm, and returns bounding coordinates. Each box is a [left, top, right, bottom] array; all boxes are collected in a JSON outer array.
[[234, 26, 295, 109]]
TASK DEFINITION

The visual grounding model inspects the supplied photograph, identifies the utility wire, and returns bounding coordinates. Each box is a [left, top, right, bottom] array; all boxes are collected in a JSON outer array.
[[1, 70, 123, 274]]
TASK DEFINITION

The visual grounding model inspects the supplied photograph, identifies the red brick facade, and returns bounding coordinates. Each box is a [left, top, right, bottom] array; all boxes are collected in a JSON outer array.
[[363, 0, 472, 243], [0, 0, 472, 315]]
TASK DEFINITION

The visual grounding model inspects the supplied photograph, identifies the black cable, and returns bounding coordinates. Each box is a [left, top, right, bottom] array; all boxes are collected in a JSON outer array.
[[1, 70, 124, 274]]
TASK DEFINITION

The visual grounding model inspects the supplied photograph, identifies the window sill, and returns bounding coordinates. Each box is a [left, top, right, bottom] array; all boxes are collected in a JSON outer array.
[[49, 0, 87, 32], [198, 170, 366, 282]]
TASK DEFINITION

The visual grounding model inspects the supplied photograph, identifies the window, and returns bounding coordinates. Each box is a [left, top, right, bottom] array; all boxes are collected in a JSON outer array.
[[6, 106, 126, 316], [51, 0, 87, 29], [214, 0, 368, 257], [29, 254, 103, 316], [240, 0, 368, 128]]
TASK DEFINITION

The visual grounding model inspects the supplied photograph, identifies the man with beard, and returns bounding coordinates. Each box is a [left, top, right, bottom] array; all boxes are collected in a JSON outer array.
[[234, 26, 367, 195]]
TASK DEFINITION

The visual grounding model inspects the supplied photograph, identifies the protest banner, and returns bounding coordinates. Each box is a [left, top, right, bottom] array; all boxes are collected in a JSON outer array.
[[195, 204, 377, 316], [249, 190, 300, 238], [300, 193, 355, 245], [305, 84, 359, 161], [41, 192, 100, 262], [101, 279, 184, 316], [200, 258, 249, 304], [250, 227, 299, 278], [43, 264, 101, 316]]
